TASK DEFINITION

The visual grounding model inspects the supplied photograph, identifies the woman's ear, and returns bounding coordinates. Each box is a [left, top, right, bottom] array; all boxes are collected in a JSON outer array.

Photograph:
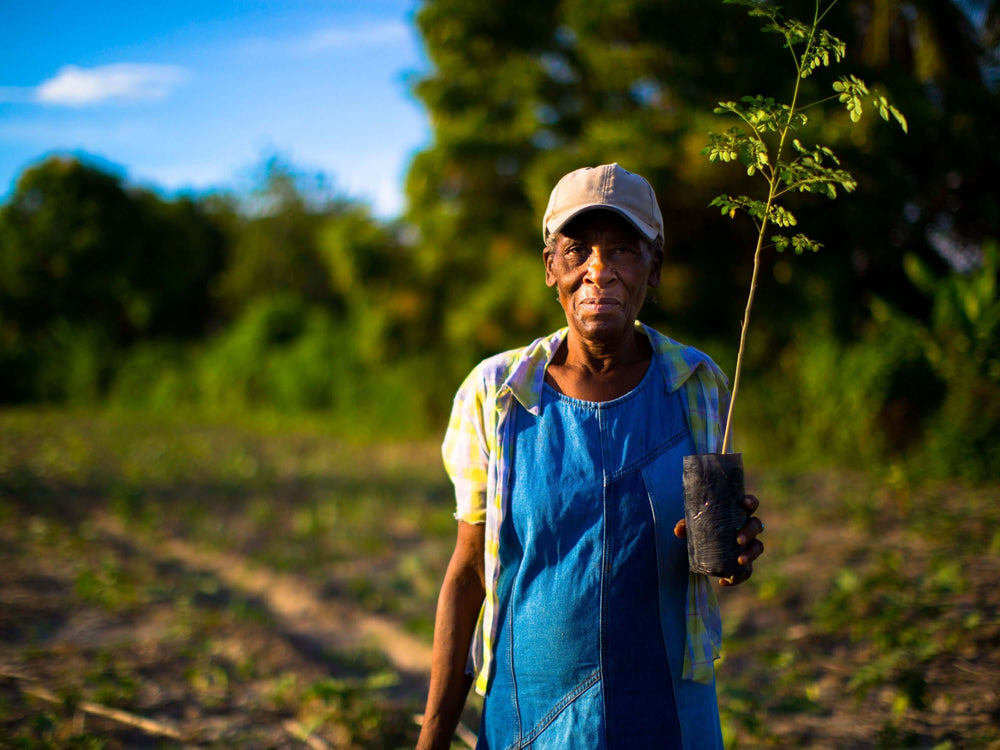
[[647, 243, 664, 288], [543, 245, 557, 287]]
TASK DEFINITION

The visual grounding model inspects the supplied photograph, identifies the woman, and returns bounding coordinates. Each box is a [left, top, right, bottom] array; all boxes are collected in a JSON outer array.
[[417, 163, 764, 750]]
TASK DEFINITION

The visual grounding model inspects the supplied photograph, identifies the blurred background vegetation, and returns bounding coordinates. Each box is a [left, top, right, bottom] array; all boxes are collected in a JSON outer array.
[[1, 0, 998, 478]]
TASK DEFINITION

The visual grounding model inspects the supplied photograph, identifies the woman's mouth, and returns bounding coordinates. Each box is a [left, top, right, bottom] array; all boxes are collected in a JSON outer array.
[[580, 296, 621, 311]]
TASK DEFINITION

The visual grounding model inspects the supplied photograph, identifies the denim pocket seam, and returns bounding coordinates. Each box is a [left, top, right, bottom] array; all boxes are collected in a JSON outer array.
[[510, 669, 601, 750], [606, 426, 689, 484]]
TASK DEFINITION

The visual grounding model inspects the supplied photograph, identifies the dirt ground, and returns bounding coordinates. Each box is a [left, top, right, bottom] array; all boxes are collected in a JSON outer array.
[[1, 415, 998, 749], [714, 470, 1000, 749], [1, 509, 436, 749]]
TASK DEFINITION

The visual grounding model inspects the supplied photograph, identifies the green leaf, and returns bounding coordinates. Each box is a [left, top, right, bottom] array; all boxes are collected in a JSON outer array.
[[902, 253, 936, 293], [890, 105, 908, 134], [769, 204, 797, 227], [790, 234, 823, 254]]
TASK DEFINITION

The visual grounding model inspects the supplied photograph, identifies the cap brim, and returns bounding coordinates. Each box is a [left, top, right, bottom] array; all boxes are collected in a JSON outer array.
[[545, 204, 659, 242]]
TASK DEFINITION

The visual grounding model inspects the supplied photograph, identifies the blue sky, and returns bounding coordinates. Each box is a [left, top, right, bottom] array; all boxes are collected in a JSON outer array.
[[0, 1, 430, 217]]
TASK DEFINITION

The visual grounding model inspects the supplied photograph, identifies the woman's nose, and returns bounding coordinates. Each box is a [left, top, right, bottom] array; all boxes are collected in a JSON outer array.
[[585, 249, 613, 283]]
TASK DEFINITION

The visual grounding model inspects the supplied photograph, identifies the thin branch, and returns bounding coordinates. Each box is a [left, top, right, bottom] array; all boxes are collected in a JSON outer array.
[[773, 175, 837, 199], [413, 713, 478, 749], [455, 721, 479, 749], [2, 669, 183, 741], [722, 0, 818, 453], [723, 206, 770, 453], [816, 0, 840, 27], [283, 719, 334, 750], [799, 92, 843, 111]]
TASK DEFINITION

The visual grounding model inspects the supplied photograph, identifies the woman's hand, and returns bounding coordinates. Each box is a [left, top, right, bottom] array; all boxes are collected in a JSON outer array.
[[673, 494, 764, 586]]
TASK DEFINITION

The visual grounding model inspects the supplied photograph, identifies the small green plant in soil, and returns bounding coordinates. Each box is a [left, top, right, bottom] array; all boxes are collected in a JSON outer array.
[[705, 0, 907, 452]]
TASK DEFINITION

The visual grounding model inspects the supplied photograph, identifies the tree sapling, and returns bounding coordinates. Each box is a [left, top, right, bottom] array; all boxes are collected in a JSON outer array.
[[704, 0, 907, 454], [683, 0, 907, 579]]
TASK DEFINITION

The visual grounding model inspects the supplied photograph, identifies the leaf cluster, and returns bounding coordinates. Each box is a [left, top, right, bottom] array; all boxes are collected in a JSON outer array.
[[726, 0, 846, 75], [704, 1, 907, 254], [833, 75, 907, 129]]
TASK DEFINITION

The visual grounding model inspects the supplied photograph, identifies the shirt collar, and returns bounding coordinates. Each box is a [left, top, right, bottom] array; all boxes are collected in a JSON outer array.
[[500, 322, 710, 415]]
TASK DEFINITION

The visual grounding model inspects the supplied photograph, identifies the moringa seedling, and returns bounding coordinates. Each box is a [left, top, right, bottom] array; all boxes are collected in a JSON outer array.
[[704, 0, 907, 453]]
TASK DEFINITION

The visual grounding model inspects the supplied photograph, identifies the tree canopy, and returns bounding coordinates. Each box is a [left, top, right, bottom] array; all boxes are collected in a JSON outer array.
[[405, 0, 1000, 377]]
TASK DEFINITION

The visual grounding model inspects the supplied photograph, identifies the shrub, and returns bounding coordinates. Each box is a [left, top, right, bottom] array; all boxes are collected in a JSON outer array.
[[105, 296, 437, 437]]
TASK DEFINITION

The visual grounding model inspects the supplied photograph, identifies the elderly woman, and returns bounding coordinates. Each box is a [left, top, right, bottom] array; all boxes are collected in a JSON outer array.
[[417, 164, 764, 750]]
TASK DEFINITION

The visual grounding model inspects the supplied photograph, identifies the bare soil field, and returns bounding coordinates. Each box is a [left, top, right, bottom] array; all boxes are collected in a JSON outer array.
[[0, 410, 997, 748]]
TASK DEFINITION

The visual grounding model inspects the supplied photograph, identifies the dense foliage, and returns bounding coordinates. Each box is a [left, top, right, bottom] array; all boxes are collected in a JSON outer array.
[[0, 158, 226, 401], [0, 156, 441, 434], [0, 0, 998, 478]]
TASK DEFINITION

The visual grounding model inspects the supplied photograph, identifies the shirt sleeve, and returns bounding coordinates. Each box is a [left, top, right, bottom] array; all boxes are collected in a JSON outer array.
[[441, 365, 491, 525]]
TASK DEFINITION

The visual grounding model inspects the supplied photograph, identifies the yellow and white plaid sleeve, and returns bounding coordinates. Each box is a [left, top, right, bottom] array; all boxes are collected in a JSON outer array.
[[441, 366, 492, 525]]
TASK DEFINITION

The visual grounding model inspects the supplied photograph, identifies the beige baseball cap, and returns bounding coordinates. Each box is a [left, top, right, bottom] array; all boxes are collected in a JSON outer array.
[[542, 163, 663, 244]]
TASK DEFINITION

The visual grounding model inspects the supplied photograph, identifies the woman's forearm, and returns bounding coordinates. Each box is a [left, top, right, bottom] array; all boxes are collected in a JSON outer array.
[[417, 522, 485, 750]]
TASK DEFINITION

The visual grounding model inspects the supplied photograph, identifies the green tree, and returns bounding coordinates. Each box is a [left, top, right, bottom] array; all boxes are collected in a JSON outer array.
[[213, 158, 336, 318], [0, 155, 224, 341], [212, 155, 424, 365], [0, 156, 225, 400], [316, 204, 418, 363], [405, 0, 563, 365], [406, 0, 999, 397]]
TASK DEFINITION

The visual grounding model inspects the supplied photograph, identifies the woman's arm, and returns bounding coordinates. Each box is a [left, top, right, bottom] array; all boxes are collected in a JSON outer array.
[[416, 520, 486, 750]]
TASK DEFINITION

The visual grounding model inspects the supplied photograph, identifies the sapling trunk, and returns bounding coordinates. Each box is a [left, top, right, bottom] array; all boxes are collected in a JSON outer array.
[[721, 1, 815, 455], [722, 214, 766, 455]]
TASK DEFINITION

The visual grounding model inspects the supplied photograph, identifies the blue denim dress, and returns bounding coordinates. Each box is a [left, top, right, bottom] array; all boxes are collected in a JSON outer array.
[[478, 359, 722, 749]]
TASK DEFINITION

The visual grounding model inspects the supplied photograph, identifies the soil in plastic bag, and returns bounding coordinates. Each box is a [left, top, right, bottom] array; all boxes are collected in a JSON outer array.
[[682, 452, 748, 578]]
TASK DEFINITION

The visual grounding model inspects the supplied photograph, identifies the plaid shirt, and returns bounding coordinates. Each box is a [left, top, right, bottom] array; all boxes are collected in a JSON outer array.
[[442, 322, 730, 695]]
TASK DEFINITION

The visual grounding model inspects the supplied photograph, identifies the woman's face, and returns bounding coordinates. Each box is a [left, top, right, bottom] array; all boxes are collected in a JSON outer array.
[[544, 209, 662, 346]]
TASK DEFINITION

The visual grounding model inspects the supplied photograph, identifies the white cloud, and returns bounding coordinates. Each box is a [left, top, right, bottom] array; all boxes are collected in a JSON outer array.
[[301, 20, 409, 54], [241, 20, 411, 58], [34, 63, 188, 107]]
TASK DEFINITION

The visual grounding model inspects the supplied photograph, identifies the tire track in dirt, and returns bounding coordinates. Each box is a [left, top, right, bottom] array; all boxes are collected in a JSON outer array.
[[93, 513, 433, 688]]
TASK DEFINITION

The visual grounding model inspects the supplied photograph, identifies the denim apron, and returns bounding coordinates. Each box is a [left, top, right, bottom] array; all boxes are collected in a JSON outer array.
[[478, 358, 722, 750]]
